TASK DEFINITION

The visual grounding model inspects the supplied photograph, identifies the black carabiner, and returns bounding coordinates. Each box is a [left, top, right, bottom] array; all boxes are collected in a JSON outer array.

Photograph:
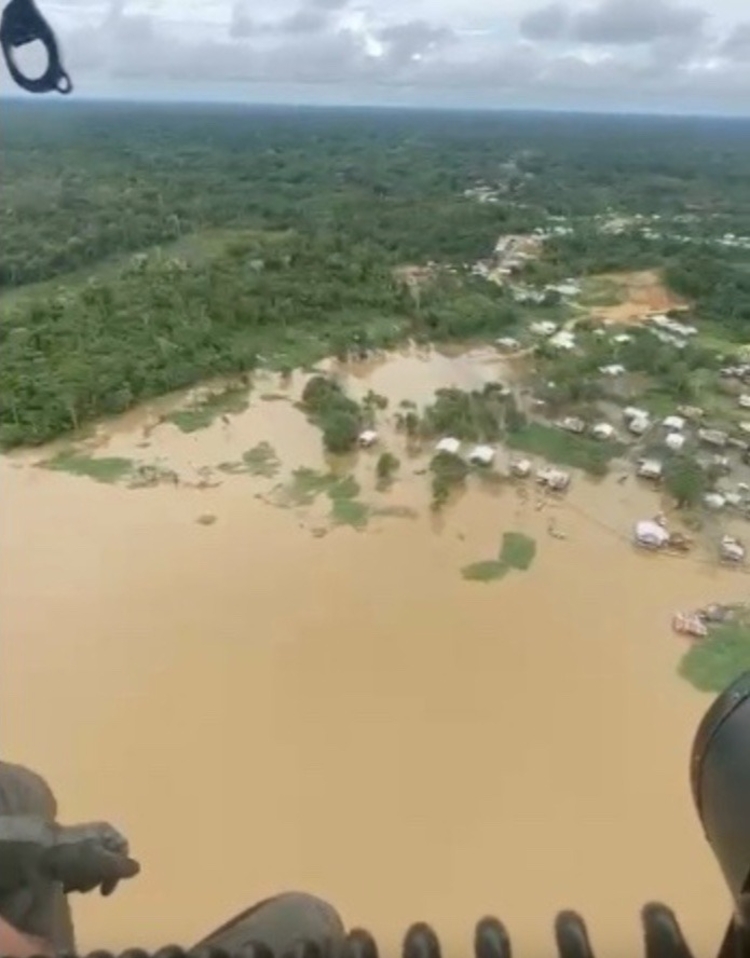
[[0, 0, 72, 94]]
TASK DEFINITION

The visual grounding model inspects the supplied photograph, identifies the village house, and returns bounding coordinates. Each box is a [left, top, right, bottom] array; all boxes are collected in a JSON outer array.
[[721, 535, 746, 563], [435, 437, 461, 455], [549, 330, 576, 351], [652, 330, 687, 349], [560, 416, 585, 435], [636, 459, 663, 481], [628, 415, 650, 436], [665, 432, 686, 452], [634, 520, 669, 549], [623, 406, 651, 436], [546, 280, 581, 297], [698, 428, 729, 449], [663, 415, 686, 432], [624, 406, 647, 420], [529, 320, 558, 337], [468, 445, 495, 466], [650, 315, 671, 329], [536, 467, 571, 491], [678, 405, 705, 420], [511, 286, 546, 305], [719, 365, 750, 380], [510, 457, 532, 478], [592, 422, 615, 440], [711, 454, 732, 474]]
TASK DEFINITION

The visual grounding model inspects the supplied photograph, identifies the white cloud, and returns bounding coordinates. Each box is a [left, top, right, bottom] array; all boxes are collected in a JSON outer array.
[[4, 0, 750, 111]]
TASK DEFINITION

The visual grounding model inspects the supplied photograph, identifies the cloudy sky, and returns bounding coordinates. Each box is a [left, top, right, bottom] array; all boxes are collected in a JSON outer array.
[[4, 0, 750, 112]]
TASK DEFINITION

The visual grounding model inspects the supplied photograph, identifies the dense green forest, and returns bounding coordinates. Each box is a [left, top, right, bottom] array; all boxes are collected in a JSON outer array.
[[2, 101, 750, 447]]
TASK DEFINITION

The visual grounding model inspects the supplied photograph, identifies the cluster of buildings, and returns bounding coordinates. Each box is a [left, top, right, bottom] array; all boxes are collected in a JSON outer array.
[[433, 437, 571, 491], [557, 415, 614, 441], [471, 230, 577, 286], [592, 211, 750, 250], [647, 313, 698, 348]]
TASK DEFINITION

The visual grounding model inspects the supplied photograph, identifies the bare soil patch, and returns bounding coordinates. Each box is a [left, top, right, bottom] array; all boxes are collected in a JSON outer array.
[[586, 269, 690, 325]]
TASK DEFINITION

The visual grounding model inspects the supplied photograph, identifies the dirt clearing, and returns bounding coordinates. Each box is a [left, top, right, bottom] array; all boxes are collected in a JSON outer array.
[[582, 269, 689, 325]]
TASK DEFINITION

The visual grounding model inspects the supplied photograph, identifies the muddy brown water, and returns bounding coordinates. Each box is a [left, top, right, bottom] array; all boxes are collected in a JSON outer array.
[[0, 347, 739, 956]]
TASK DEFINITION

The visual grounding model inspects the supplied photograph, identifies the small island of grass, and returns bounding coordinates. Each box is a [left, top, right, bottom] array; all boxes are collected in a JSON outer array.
[[39, 450, 136, 483], [679, 618, 750, 693], [462, 531, 537, 583]]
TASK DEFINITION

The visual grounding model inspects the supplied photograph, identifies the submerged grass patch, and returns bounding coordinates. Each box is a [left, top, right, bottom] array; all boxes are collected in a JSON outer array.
[[278, 467, 338, 506], [127, 462, 180, 488], [219, 442, 280, 478], [273, 467, 372, 528], [506, 423, 621, 477], [331, 497, 370, 528], [679, 622, 750, 692], [40, 450, 135, 483], [326, 475, 370, 528], [371, 505, 419, 520], [462, 532, 537, 583], [164, 385, 250, 433], [461, 560, 508, 582], [499, 531, 537, 570], [243, 442, 281, 477]]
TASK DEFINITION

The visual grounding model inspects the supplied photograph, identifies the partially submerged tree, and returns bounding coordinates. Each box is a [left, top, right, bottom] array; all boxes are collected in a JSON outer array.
[[664, 455, 707, 508], [301, 375, 363, 454], [430, 450, 469, 509], [376, 451, 400, 489], [322, 411, 361, 454], [504, 395, 526, 434]]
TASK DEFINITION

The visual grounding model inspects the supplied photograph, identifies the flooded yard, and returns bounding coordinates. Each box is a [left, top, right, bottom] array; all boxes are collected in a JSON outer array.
[[0, 346, 738, 957]]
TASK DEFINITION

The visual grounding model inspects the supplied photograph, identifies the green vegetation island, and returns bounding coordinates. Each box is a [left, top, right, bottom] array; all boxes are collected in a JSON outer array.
[[4, 101, 750, 691]]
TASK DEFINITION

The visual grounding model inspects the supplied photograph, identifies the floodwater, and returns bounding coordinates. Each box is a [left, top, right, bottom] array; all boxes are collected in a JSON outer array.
[[0, 346, 739, 957]]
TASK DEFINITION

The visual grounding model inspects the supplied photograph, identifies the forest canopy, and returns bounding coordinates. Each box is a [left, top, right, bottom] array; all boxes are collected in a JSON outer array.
[[3, 102, 750, 446]]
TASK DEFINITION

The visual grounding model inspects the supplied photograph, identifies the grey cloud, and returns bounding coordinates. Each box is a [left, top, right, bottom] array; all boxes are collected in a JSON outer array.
[[721, 22, 750, 60], [280, 7, 330, 33], [410, 42, 546, 89], [308, 0, 349, 9], [36, 0, 750, 116], [229, 0, 343, 40], [60, 17, 386, 84], [572, 0, 707, 45], [113, 13, 155, 43], [229, 3, 257, 39], [376, 20, 455, 67], [518, 3, 570, 42], [518, 0, 707, 46]]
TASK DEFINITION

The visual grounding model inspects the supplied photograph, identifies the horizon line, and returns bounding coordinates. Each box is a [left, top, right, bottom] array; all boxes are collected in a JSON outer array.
[[2, 93, 750, 122]]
